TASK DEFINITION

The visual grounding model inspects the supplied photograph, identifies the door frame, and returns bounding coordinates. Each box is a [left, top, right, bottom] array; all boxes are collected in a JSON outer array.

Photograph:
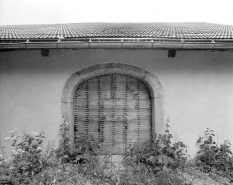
[[61, 63, 164, 143]]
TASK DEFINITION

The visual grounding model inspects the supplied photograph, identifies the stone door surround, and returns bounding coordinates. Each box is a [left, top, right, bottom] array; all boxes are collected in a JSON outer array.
[[61, 63, 164, 141]]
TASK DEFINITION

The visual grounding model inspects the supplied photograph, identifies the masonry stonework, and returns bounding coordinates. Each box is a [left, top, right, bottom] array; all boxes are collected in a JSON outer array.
[[61, 63, 165, 143]]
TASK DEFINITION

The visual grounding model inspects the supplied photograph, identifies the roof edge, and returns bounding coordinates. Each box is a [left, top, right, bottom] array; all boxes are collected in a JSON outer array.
[[1, 39, 233, 50]]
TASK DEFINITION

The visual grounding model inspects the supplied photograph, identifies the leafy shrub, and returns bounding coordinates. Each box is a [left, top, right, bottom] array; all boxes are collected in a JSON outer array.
[[56, 121, 103, 164], [55, 121, 72, 163], [43, 121, 114, 184], [2, 129, 50, 184], [43, 140, 57, 166], [0, 125, 114, 184], [3, 122, 233, 184], [196, 128, 233, 178], [123, 118, 188, 173], [32, 133, 114, 185]]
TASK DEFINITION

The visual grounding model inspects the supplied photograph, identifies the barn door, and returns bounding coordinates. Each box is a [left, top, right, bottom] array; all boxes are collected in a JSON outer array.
[[74, 73, 152, 154]]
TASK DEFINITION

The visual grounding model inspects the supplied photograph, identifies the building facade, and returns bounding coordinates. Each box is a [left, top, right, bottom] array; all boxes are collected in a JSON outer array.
[[0, 23, 233, 157]]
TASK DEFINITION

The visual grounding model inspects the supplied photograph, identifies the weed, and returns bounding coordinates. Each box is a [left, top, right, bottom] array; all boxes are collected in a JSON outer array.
[[196, 128, 233, 179], [123, 118, 188, 173], [1, 129, 49, 184]]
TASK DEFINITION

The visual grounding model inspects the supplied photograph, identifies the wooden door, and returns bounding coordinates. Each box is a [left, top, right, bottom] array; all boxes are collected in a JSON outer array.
[[74, 73, 152, 154]]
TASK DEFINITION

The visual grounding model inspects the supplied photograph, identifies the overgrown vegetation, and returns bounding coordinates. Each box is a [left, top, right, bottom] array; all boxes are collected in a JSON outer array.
[[0, 129, 50, 184], [0, 121, 233, 185], [123, 118, 188, 174], [196, 128, 233, 179]]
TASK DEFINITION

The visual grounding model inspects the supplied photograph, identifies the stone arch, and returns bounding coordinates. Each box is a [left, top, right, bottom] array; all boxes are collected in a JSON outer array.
[[61, 63, 164, 141]]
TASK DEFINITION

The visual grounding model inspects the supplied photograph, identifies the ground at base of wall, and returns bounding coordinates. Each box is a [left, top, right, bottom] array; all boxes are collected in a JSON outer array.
[[183, 168, 232, 185], [2, 165, 232, 185], [30, 167, 232, 185]]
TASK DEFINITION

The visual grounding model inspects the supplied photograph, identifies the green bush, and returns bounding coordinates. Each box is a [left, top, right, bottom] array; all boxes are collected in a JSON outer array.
[[56, 121, 102, 164], [123, 118, 188, 173], [196, 128, 233, 178], [36, 122, 114, 184], [0, 125, 114, 185], [2, 123, 233, 184], [1, 129, 51, 184]]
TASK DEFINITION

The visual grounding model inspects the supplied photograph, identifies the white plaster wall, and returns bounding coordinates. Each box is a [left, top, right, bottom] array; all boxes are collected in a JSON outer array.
[[0, 49, 233, 157]]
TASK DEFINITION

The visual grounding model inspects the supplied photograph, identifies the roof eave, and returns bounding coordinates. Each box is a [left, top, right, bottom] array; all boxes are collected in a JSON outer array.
[[1, 40, 233, 50]]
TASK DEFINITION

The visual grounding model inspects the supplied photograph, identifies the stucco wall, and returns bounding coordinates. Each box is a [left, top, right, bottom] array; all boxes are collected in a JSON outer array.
[[0, 49, 233, 157]]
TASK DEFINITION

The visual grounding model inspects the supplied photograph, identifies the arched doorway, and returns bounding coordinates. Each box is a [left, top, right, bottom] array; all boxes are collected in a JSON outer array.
[[61, 63, 164, 158], [73, 73, 152, 154]]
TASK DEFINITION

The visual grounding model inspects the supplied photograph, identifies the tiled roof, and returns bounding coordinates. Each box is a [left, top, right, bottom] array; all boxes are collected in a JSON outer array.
[[1, 22, 233, 40]]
